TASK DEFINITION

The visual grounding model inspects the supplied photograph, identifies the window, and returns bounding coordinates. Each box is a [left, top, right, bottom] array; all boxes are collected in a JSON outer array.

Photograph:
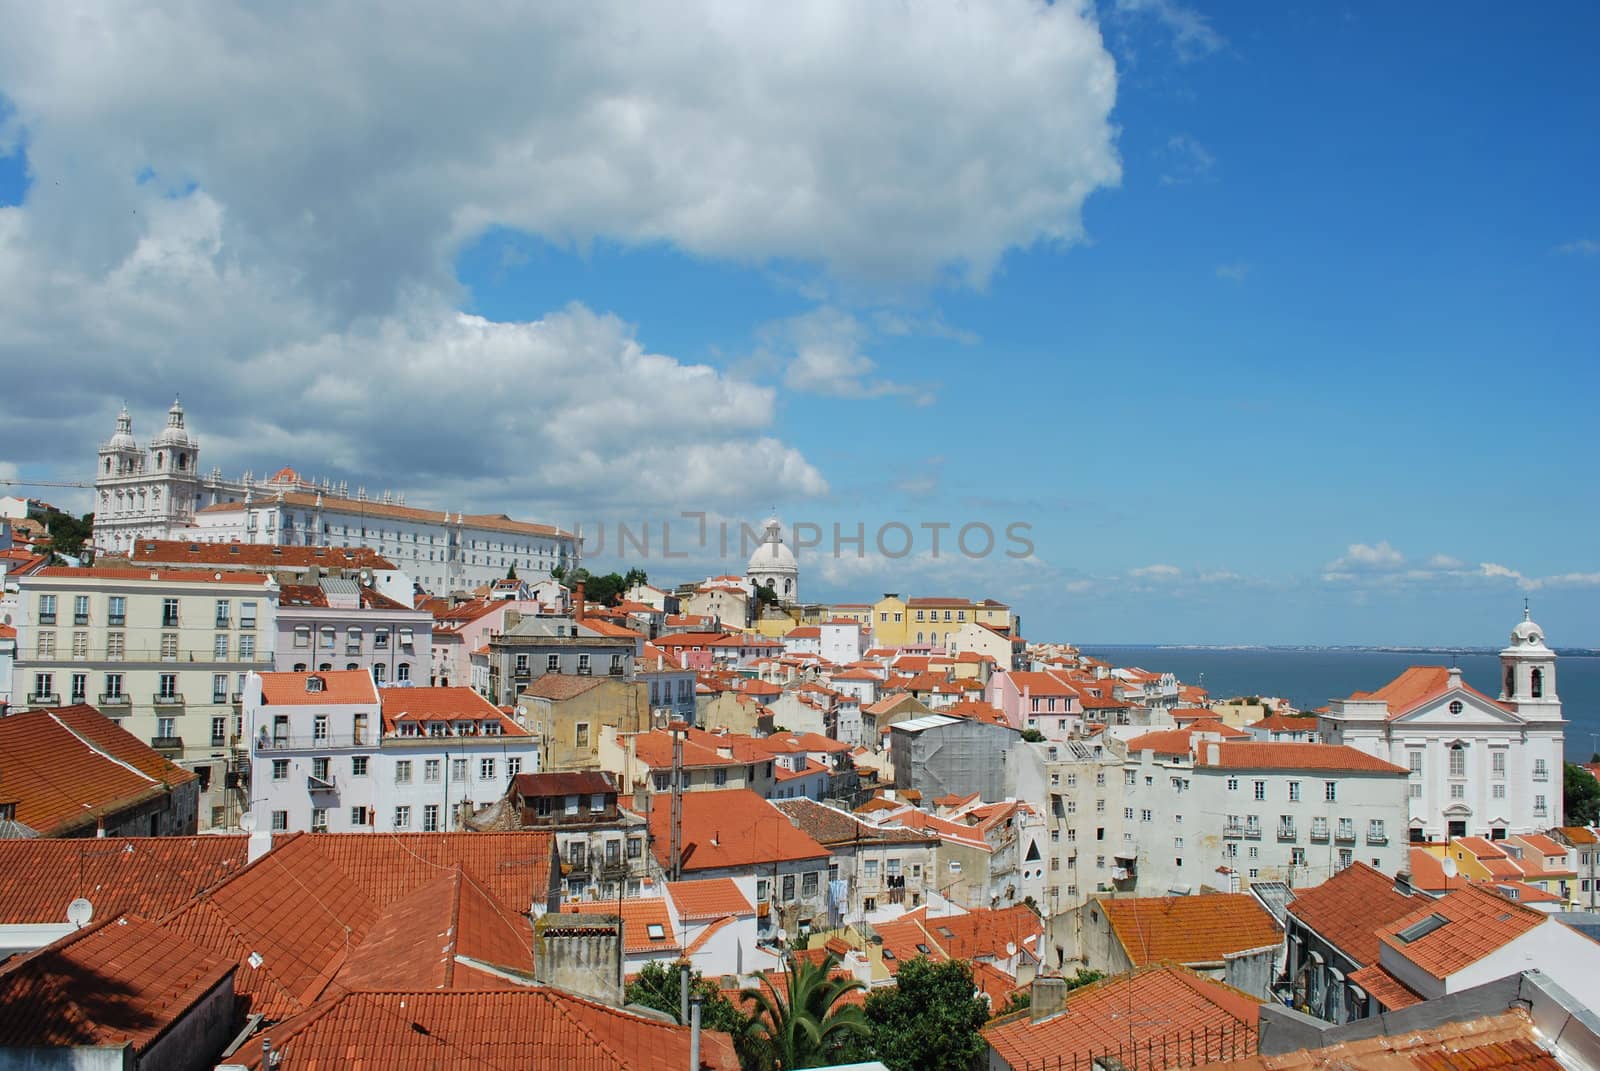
[[1451, 783, 1465, 799], [35, 631, 55, 659], [1141, 809, 1152, 822], [1325, 781, 1337, 802], [757, 879, 770, 902], [1124, 807, 1135, 820], [271, 811, 288, 832], [1227, 777, 1238, 791], [1337, 817, 1354, 839], [351, 806, 369, 826], [103, 672, 123, 698], [1534, 759, 1548, 780], [508, 757, 522, 777], [453, 758, 468, 782], [1312, 817, 1329, 839], [575, 723, 590, 749], [395, 760, 413, 784], [547, 653, 560, 671], [294, 626, 311, 649], [425, 759, 441, 783], [1492, 783, 1506, 799], [515, 654, 529, 674], [107, 596, 126, 626], [480, 758, 496, 781], [423, 804, 440, 832], [590, 793, 606, 813], [628, 837, 642, 859], [160, 632, 178, 659], [161, 598, 180, 626], [374, 628, 389, 649], [1253, 780, 1266, 801], [107, 632, 124, 659], [241, 601, 257, 629], [397, 663, 410, 682], [156, 715, 175, 738], [215, 600, 230, 627], [1449, 746, 1466, 777], [158, 672, 178, 699], [1535, 794, 1548, 816], [1493, 751, 1506, 777], [347, 627, 363, 652], [72, 631, 88, 658], [70, 594, 89, 626], [272, 759, 289, 781], [1368, 819, 1386, 843], [1409, 751, 1423, 775], [578, 654, 591, 673], [352, 756, 369, 776], [213, 673, 228, 702], [781, 874, 796, 901], [37, 594, 56, 624], [320, 627, 336, 650], [70, 672, 87, 702], [1338, 849, 1353, 869], [394, 806, 412, 830], [310, 807, 328, 833]]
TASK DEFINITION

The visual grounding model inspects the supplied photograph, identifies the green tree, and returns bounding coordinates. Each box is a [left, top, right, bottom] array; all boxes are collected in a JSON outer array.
[[742, 951, 868, 1069], [1019, 729, 1045, 743], [505, 562, 518, 580], [755, 583, 780, 607], [622, 566, 649, 591], [1566, 763, 1600, 826], [46, 512, 94, 560], [626, 961, 756, 1062], [862, 957, 990, 1071]]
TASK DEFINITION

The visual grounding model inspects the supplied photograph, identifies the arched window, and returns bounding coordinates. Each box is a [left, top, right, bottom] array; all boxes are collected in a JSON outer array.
[[1449, 744, 1466, 777], [917, 632, 924, 644], [373, 664, 387, 684], [398, 663, 411, 682], [104, 458, 111, 473], [1531, 667, 1543, 698], [293, 663, 307, 672], [1505, 666, 1516, 697], [155, 453, 163, 469]]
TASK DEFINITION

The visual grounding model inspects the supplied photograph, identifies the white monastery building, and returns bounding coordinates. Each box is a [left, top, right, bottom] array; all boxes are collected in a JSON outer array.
[[93, 399, 578, 593], [1319, 609, 1566, 842]]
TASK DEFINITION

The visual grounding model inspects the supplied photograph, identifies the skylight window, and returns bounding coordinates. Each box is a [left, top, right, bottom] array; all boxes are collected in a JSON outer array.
[[646, 923, 666, 940], [1396, 913, 1450, 943]]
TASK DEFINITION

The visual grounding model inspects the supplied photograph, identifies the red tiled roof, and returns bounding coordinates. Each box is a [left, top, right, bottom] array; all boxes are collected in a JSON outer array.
[[0, 836, 249, 925], [1287, 862, 1420, 965], [1197, 742, 1408, 774], [1347, 963, 1423, 1010], [1349, 666, 1513, 718], [1378, 883, 1547, 979], [667, 878, 755, 921], [1249, 715, 1321, 732], [646, 790, 829, 873], [1125, 723, 1248, 755], [984, 965, 1259, 1071], [234, 988, 739, 1070], [0, 707, 197, 836], [259, 670, 378, 706], [381, 686, 528, 734], [33, 566, 272, 584], [923, 904, 1044, 964], [1100, 894, 1280, 967], [511, 770, 618, 798], [564, 898, 682, 955], [0, 914, 234, 1052], [129, 539, 397, 570], [1006, 670, 1080, 696], [1204, 1009, 1547, 1071]]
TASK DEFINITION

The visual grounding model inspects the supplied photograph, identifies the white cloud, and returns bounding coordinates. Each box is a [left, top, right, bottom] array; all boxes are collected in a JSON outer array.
[[1160, 134, 1216, 186], [0, 2, 1121, 512], [764, 307, 936, 404], [1556, 239, 1600, 256], [1214, 262, 1250, 282], [1130, 563, 1182, 579], [1320, 545, 1598, 594], [1324, 541, 1406, 575], [1426, 553, 1464, 569], [1114, 0, 1225, 61]]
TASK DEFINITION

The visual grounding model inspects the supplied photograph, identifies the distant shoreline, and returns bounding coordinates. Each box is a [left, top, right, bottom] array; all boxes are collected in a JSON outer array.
[[1081, 643, 1600, 658]]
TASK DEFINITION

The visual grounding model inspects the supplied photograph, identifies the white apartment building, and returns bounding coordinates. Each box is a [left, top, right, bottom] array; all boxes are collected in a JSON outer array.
[[245, 671, 539, 834], [1319, 611, 1566, 841], [1013, 734, 1409, 915], [13, 567, 276, 760], [275, 577, 433, 684], [92, 400, 578, 593]]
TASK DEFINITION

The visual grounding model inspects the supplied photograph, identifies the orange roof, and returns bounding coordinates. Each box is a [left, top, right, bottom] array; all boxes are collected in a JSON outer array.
[[1125, 723, 1247, 755], [129, 539, 397, 570], [1346, 963, 1424, 1010], [1512, 833, 1568, 858], [645, 790, 829, 873], [984, 965, 1259, 1071], [1197, 742, 1408, 774], [1408, 848, 1453, 893], [923, 904, 1044, 964], [233, 988, 738, 1070], [0, 707, 197, 836], [1205, 1010, 1549, 1071], [1377, 883, 1547, 979], [1100, 894, 1280, 967], [1350, 665, 1512, 718], [564, 898, 681, 955], [872, 915, 949, 974], [1006, 670, 1080, 696], [0, 914, 234, 1053], [1249, 715, 1321, 732], [259, 670, 378, 706], [381, 686, 528, 734], [1286, 862, 1420, 965], [666, 878, 755, 921], [0, 836, 249, 925]]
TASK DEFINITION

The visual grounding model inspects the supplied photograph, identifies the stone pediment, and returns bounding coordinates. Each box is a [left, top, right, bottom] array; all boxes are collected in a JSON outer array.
[[1391, 688, 1523, 728]]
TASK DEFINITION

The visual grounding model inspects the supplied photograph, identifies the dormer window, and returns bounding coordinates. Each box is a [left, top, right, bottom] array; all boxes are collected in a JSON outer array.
[[305, 675, 325, 693]]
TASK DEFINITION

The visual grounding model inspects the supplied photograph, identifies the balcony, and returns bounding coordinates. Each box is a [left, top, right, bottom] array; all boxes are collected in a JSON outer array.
[[98, 693, 131, 707], [1366, 833, 1388, 846], [74, 614, 90, 626], [153, 693, 185, 707], [108, 615, 126, 627], [1533, 770, 1550, 782], [307, 773, 337, 793], [254, 732, 371, 751], [150, 736, 184, 752], [1223, 822, 1244, 838], [27, 692, 61, 706], [1310, 827, 1330, 843], [231, 693, 245, 706], [609, 666, 625, 676], [1243, 826, 1262, 840], [1277, 825, 1297, 842], [1335, 828, 1356, 843], [38, 613, 56, 626]]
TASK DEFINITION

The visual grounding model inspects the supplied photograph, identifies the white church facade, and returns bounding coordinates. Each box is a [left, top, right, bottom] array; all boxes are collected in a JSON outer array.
[[93, 400, 579, 594], [1319, 609, 1565, 843]]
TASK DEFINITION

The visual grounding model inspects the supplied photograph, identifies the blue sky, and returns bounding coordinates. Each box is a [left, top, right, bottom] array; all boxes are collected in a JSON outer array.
[[0, 2, 1596, 646]]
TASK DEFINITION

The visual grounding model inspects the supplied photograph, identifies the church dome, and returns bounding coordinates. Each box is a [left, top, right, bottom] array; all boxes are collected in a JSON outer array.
[[106, 404, 137, 451], [747, 516, 798, 575], [1509, 609, 1548, 649], [153, 397, 194, 448]]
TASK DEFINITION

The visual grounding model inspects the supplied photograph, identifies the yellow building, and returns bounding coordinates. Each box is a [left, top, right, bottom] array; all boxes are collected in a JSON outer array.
[[868, 593, 1015, 649]]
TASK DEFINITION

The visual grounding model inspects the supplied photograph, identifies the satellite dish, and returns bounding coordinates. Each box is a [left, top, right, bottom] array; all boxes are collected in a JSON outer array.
[[240, 811, 257, 832], [1441, 857, 1458, 879], [66, 898, 94, 927]]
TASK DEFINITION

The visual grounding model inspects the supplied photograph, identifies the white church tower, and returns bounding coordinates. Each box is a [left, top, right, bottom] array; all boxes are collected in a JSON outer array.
[[1499, 605, 1559, 718], [93, 398, 203, 553], [746, 516, 800, 605]]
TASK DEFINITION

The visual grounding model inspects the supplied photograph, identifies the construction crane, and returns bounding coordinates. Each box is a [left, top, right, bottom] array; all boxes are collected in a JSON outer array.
[[0, 479, 96, 490]]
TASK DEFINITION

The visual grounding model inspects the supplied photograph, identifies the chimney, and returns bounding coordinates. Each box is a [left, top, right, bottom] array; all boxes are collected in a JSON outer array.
[[1393, 870, 1416, 897], [1447, 665, 1463, 690], [1030, 974, 1069, 1022], [574, 581, 586, 622], [534, 914, 624, 1006]]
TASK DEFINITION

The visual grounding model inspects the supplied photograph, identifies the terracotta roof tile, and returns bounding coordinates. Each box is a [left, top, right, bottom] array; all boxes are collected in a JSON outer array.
[[1349, 666, 1513, 719], [646, 790, 829, 873], [1200, 1009, 1549, 1071], [129, 539, 397, 570], [984, 965, 1260, 1071], [1100, 894, 1281, 967], [0, 707, 197, 836], [1377, 883, 1547, 979], [259, 670, 379, 706], [0, 836, 249, 925], [1347, 963, 1424, 1010], [0, 914, 234, 1052], [1287, 862, 1420, 965], [1197, 742, 1408, 774], [381, 686, 528, 734], [666, 878, 755, 921], [200, 489, 575, 540], [563, 898, 682, 955]]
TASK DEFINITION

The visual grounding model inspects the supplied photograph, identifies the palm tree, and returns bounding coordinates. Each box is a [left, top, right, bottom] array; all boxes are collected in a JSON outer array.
[[741, 950, 868, 1069]]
